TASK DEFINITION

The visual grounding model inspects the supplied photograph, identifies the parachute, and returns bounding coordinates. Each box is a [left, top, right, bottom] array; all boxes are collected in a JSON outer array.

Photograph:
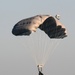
[[12, 15, 67, 71], [12, 15, 67, 38]]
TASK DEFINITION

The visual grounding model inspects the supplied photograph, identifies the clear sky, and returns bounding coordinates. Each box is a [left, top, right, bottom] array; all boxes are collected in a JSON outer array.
[[0, 0, 75, 75]]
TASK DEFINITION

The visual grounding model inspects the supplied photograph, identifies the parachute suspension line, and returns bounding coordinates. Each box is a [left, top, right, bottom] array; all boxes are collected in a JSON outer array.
[[36, 31, 41, 65], [38, 30, 54, 66], [34, 25, 62, 66], [34, 30, 60, 66], [40, 30, 47, 66], [36, 30, 46, 66], [30, 29, 49, 67], [29, 30, 46, 66], [42, 39, 54, 65], [41, 34, 50, 66], [43, 39, 61, 65], [31, 33, 40, 65], [27, 36, 36, 63], [26, 29, 61, 67], [42, 40, 53, 65], [25, 34, 38, 65]]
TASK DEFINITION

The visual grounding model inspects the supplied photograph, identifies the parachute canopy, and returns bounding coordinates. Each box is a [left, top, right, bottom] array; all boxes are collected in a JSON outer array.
[[12, 15, 67, 39]]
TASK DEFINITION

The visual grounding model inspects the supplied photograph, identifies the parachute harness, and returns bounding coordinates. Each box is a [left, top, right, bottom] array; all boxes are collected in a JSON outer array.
[[37, 65, 43, 72]]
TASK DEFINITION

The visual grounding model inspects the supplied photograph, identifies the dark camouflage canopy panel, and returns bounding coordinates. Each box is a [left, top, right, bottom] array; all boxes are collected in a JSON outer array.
[[12, 15, 67, 39]]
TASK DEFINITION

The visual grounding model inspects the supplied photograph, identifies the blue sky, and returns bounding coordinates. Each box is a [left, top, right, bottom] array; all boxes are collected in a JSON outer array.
[[0, 0, 75, 75]]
